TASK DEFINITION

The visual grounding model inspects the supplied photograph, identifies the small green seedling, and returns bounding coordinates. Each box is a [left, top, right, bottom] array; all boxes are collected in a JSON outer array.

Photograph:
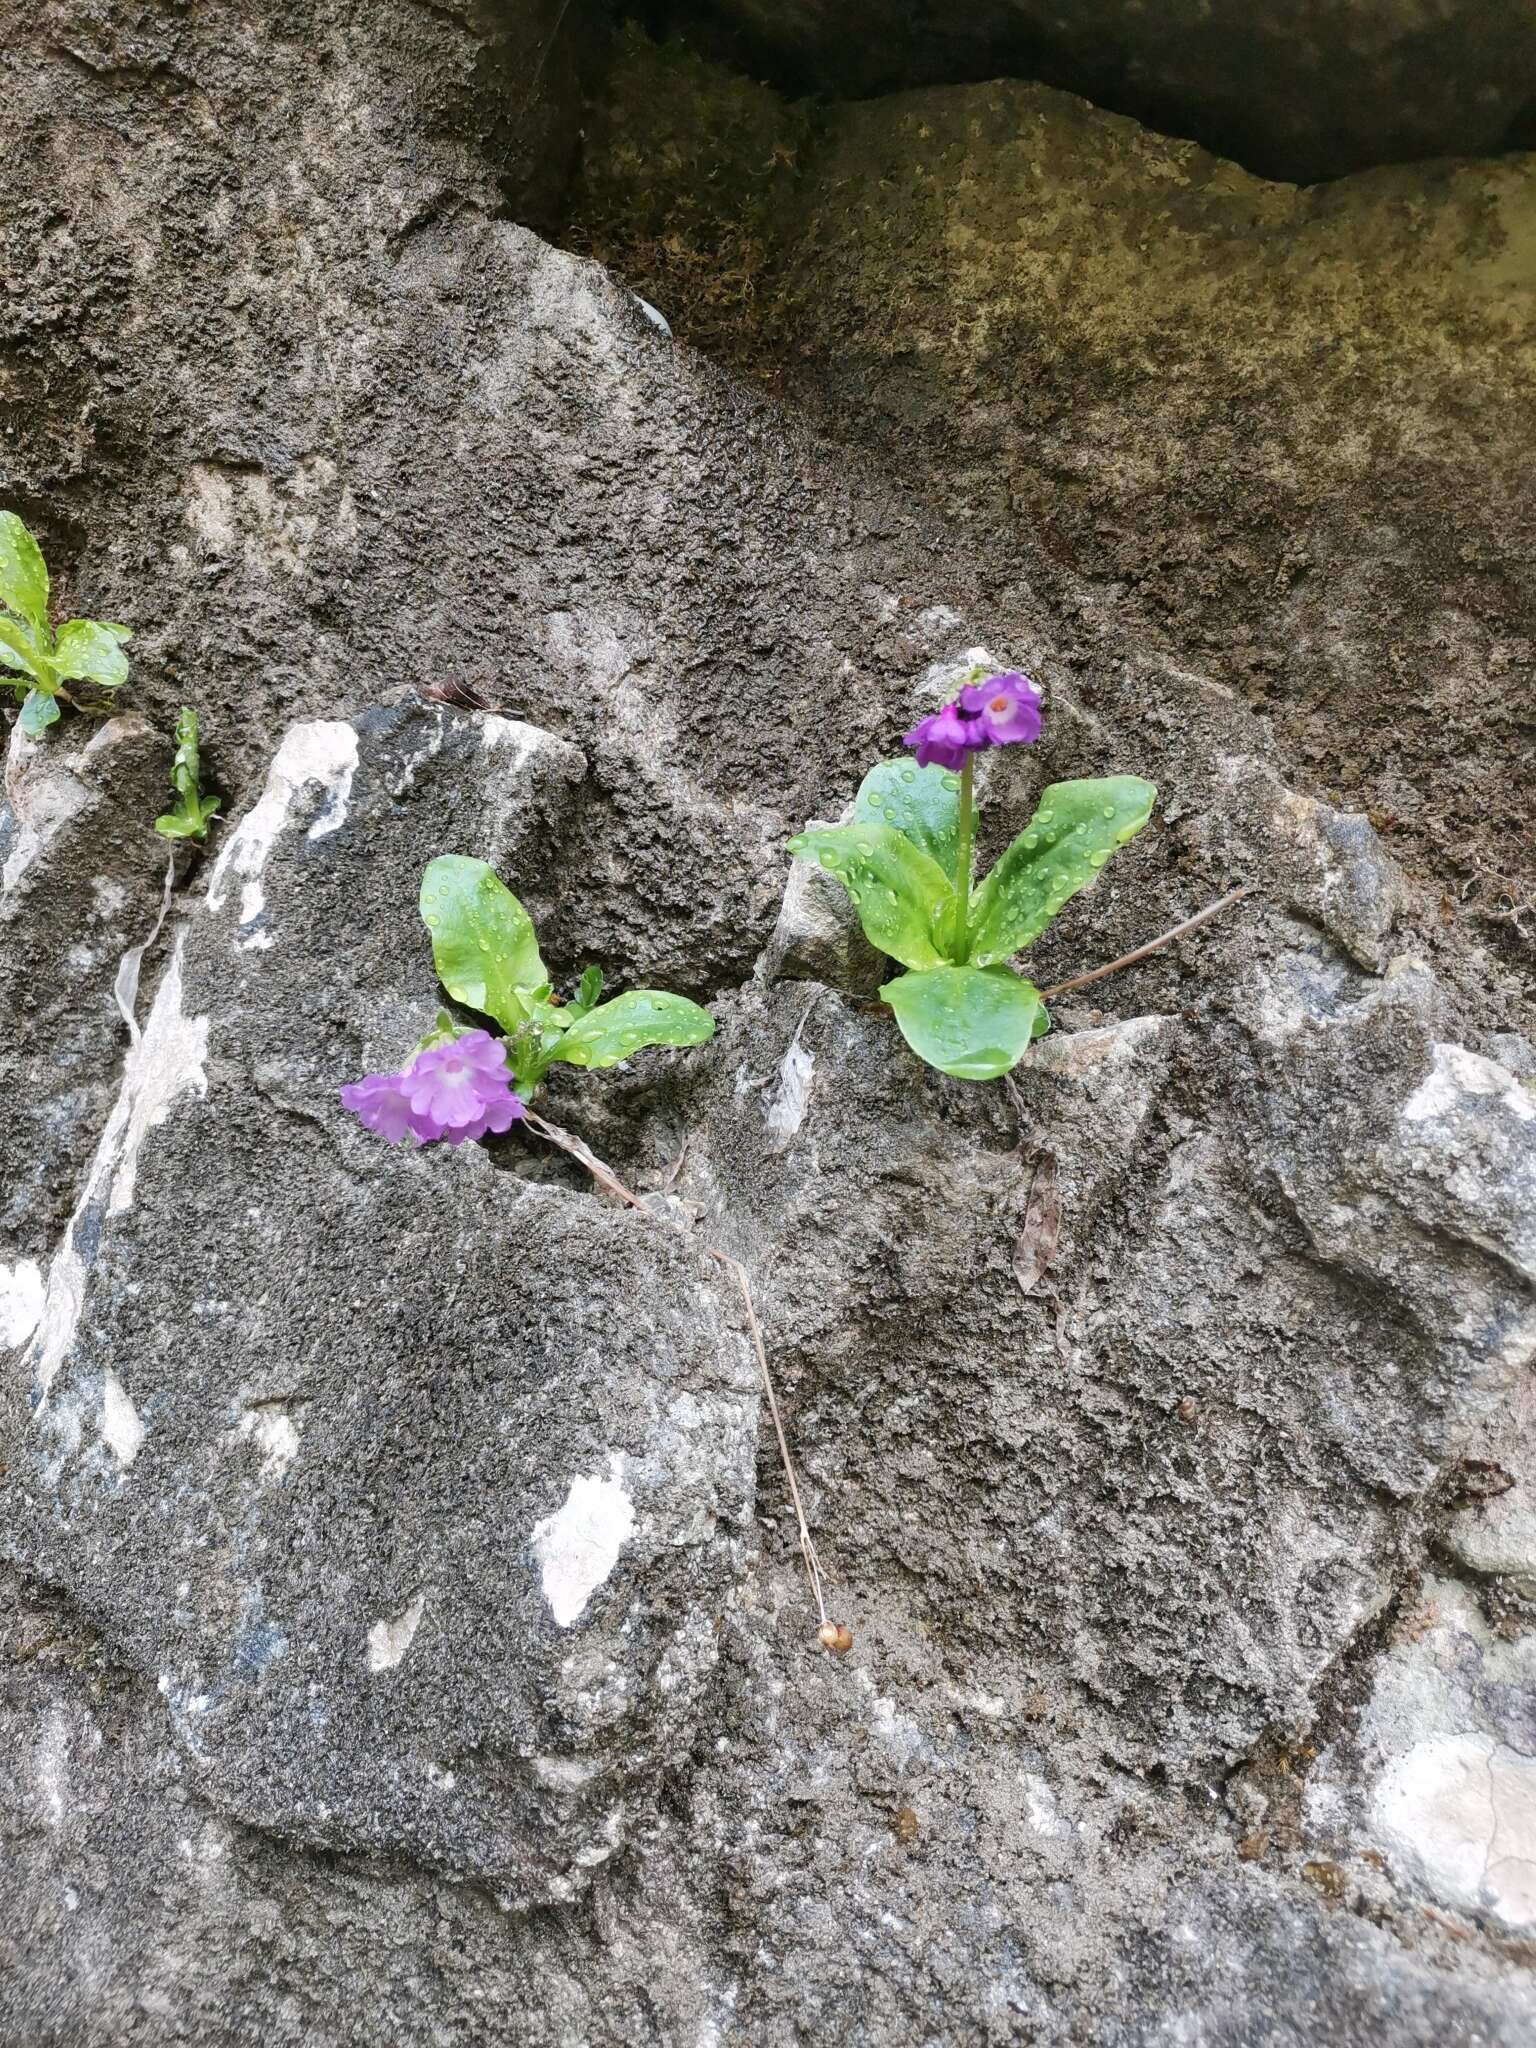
[[155, 706, 221, 841], [0, 511, 131, 737]]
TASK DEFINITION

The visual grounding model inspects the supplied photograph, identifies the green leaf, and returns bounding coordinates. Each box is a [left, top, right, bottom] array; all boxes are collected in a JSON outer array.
[[156, 794, 220, 841], [18, 687, 61, 738], [0, 616, 44, 680], [881, 965, 1045, 1081], [169, 704, 202, 790], [573, 965, 604, 1016], [52, 620, 130, 690], [967, 777, 1157, 968], [0, 512, 49, 630], [548, 989, 715, 1070], [787, 820, 953, 970], [854, 757, 960, 875], [97, 623, 133, 643], [419, 855, 546, 1033]]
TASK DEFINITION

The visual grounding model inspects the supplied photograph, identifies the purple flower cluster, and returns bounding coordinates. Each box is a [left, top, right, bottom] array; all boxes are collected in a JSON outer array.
[[340, 1029, 524, 1146], [903, 671, 1043, 773]]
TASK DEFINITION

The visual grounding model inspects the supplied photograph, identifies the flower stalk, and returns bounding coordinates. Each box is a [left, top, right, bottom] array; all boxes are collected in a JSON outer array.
[[951, 753, 975, 961]]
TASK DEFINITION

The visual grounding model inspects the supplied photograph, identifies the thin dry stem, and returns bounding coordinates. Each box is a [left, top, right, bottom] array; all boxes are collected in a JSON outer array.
[[1038, 885, 1251, 1001], [520, 1108, 832, 1628]]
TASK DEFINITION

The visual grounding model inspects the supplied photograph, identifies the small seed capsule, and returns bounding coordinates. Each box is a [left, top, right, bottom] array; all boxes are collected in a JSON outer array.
[[817, 1621, 854, 1654]]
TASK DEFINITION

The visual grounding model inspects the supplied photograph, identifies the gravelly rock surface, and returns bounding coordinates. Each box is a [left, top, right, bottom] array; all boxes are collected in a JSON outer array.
[[3, 1, 1536, 2042]]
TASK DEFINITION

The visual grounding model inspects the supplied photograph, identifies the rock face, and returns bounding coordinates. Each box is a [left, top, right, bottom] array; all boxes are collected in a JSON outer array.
[[675, 945, 1536, 1787], [7, 694, 1536, 2040], [4, 1, 1536, 2043], [654, 0, 1536, 180], [570, 41, 1536, 990], [2, 698, 759, 1906]]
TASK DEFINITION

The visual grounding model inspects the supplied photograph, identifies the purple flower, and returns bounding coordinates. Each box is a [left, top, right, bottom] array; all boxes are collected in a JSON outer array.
[[340, 1029, 525, 1147], [956, 671, 1042, 748], [903, 703, 981, 772], [339, 1071, 424, 1145], [903, 670, 1043, 770]]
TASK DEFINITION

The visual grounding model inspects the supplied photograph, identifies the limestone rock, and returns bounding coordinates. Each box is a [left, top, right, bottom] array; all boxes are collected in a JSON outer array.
[[674, 948, 1536, 1785], [760, 839, 886, 993], [5, 0, 1536, 2038], [1306, 1576, 1536, 1936], [0, 700, 759, 1904]]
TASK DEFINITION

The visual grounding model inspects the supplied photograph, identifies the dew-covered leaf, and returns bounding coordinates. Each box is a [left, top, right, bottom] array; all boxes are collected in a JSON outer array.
[[0, 616, 43, 679], [880, 964, 1045, 1081], [0, 512, 49, 630], [548, 989, 715, 1069], [420, 855, 546, 1033], [853, 757, 961, 876], [788, 820, 953, 971], [53, 619, 130, 690], [967, 777, 1156, 968], [18, 687, 61, 738]]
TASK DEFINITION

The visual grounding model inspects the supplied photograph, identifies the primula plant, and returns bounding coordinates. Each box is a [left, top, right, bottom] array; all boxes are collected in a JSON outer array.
[[0, 511, 131, 737], [341, 855, 715, 1146], [789, 670, 1156, 1080]]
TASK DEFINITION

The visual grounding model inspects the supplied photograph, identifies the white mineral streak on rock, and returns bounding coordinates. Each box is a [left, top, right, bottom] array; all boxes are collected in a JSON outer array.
[[633, 293, 672, 336], [34, 1708, 70, 1826], [106, 937, 209, 1218], [112, 847, 176, 1045], [1373, 1734, 1536, 1932], [765, 1002, 817, 1152], [90, 877, 129, 919], [367, 1593, 427, 1674], [530, 1464, 636, 1627], [100, 1370, 145, 1468], [916, 646, 997, 703], [205, 720, 358, 938], [240, 1406, 300, 1481], [1403, 1043, 1536, 1126], [479, 714, 549, 772], [27, 931, 208, 1407], [1, 724, 90, 894], [0, 1260, 46, 1351], [532, 1754, 602, 1791]]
